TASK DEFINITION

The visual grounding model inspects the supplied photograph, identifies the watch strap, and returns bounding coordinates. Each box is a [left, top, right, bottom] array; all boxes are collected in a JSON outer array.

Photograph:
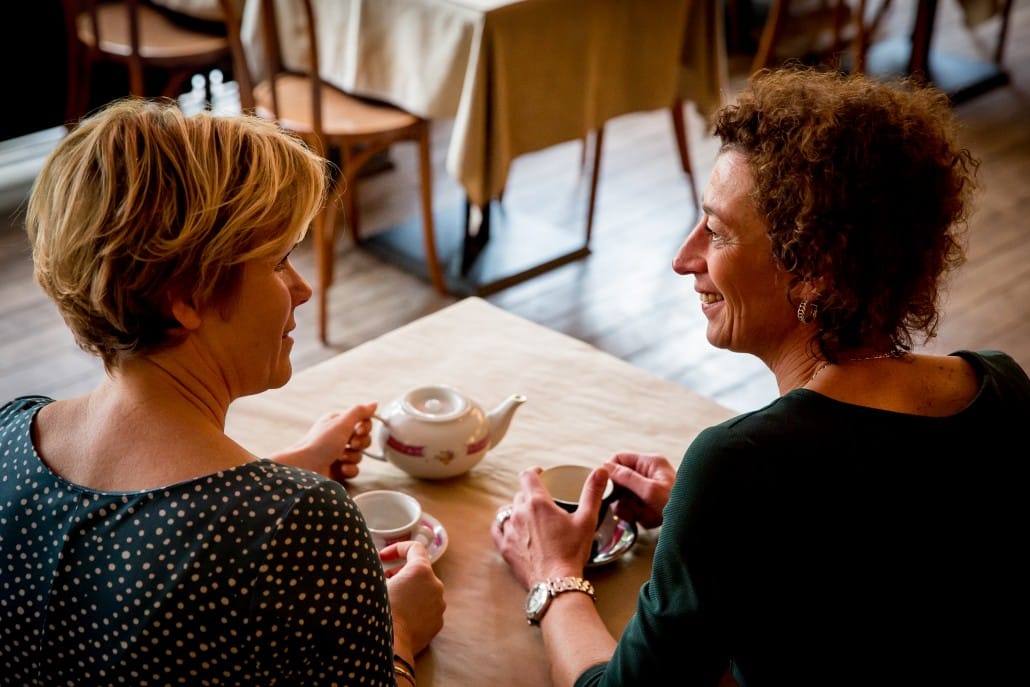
[[527, 576, 595, 625], [547, 576, 595, 599]]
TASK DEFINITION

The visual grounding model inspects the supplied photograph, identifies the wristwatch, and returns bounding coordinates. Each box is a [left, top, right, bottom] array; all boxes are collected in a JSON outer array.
[[524, 576, 595, 625]]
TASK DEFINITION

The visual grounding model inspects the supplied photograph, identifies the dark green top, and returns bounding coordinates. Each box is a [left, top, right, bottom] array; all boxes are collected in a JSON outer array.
[[0, 395, 394, 687], [578, 350, 1030, 687]]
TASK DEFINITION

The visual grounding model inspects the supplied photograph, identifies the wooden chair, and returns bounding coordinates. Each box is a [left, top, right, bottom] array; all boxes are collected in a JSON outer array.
[[749, 0, 889, 74], [61, 0, 233, 125], [578, 101, 700, 244], [219, 0, 446, 345]]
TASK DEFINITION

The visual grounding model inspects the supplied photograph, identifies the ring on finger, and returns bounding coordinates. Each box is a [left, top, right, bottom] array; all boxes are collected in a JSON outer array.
[[495, 505, 514, 528]]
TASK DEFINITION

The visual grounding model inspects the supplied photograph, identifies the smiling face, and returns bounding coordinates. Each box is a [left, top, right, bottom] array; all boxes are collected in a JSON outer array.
[[673, 150, 802, 365], [195, 246, 313, 398]]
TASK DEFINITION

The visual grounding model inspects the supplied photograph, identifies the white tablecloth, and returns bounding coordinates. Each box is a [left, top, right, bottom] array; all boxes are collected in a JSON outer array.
[[239, 0, 726, 206]]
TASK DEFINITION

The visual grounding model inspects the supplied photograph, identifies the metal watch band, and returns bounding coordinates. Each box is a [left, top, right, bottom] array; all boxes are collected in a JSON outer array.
[[547, 576, 595, 599]]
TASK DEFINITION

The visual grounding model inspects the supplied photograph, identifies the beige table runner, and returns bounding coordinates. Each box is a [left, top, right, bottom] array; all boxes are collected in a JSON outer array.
[[226, 297, 736, 685]]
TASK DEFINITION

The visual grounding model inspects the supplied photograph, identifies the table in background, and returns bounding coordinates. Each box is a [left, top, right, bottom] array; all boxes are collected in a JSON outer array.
[[863, 0, 1012, 103], [225, 297, 737, 686], [241, 0, 723, 294]]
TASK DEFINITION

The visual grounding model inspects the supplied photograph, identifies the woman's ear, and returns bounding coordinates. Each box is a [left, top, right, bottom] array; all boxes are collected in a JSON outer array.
[[169, 295, 202, 331], [795, 275, 828, 303]]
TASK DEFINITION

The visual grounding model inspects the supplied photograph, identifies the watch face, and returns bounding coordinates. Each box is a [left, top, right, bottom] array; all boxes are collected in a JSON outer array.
[[526, 583, 550, 615]]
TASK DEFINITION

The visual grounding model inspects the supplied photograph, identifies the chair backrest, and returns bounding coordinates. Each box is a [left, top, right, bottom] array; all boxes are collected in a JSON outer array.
[[750, 0, 864, 73], [218, 0, 254, 109], [63, 0, 233, 121], [219, 0, 327, 137]]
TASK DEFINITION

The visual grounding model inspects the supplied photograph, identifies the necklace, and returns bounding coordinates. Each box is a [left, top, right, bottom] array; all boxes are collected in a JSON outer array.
[[808, 351, 901, 384]]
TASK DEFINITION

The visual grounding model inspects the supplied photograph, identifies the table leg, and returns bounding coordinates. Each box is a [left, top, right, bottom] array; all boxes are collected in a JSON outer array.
[[461, 199, 491, 276], [361, 194, 591, 297], [863, 0, 1010, 104]]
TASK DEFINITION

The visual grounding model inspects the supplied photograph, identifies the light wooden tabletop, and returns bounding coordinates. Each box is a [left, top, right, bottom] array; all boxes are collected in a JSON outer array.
[[226, 297, 736, 685]]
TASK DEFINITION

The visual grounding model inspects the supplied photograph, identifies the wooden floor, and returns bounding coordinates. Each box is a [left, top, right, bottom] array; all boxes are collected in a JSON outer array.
[[2, 0, 1028, 414]]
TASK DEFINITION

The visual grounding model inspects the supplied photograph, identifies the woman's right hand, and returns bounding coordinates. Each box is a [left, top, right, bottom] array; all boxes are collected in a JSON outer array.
[[381, 540, 446, 660], [604, 452, 675, 529]]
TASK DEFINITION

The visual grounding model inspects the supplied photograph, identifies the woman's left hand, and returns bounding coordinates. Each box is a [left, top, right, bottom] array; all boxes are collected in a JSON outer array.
[[490, 465, 610, 589], [271, 402, 377, 480]]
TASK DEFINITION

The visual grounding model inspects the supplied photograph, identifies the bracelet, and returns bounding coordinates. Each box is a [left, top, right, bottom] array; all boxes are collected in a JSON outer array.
[[393, 660, 416, 687], [394, 655, 416, 678]]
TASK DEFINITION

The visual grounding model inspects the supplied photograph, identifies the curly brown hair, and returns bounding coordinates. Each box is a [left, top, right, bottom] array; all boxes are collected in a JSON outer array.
[[711, 67, 979, 362], [26, 97, 328, 370]]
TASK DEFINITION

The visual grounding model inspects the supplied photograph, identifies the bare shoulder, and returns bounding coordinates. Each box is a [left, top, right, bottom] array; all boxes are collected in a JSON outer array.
[[34, 394, 254, 491], [811, 353, 979, 417], [895, 353, 979, 417]]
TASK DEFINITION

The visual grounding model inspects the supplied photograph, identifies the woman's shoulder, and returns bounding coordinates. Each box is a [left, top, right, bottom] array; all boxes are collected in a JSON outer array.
[[240, 459, 352, 503], [0, 396, 55, 481], [952, 349, 1030, 400], [680, 398, 810, 474], [0, 395, 54, 424]]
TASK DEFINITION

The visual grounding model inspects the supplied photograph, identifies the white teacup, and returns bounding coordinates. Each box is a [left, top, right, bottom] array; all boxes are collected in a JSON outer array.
[[539, 464, 615, 522], [353, 490, 434, 550], [539, 464, 620, 562]]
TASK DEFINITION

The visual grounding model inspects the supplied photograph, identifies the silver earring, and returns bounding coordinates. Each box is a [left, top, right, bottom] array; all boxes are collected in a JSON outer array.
[[797, 300, 818, 324]]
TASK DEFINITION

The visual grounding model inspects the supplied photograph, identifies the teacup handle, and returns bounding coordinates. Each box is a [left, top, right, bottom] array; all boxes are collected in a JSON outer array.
[[361, 414, 390, 462], [412, 521, 436, 548]]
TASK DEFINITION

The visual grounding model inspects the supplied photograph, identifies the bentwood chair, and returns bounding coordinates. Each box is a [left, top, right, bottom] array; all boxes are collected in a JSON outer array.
[[219, 0, 447, 344], [61, 0, 234, 125], [749, 0, 890, 73]]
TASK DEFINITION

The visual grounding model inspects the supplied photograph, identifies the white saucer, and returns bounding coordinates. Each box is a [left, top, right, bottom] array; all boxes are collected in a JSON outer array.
[[587, 512, 638, 568], [381, 511, 448, 571]]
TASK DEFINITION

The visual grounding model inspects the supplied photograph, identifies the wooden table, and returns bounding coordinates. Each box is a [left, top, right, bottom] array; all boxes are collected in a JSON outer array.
[[225, 297, 737, 686], [240, 0, 723, 293]]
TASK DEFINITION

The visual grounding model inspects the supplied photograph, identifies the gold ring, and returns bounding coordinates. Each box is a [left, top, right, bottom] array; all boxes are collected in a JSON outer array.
[[495, 506, 513, 528]]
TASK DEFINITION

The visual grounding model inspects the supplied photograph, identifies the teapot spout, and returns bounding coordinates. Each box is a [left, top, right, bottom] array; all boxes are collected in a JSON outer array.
[[486, 393, 527, 449]]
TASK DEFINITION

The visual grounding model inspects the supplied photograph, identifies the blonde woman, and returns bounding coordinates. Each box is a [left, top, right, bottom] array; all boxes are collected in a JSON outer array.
[[1, 98, 443, 686]]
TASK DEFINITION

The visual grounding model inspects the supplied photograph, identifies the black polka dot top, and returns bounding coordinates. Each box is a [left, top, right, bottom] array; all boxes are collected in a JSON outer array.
[[0, 396, 396, 686]]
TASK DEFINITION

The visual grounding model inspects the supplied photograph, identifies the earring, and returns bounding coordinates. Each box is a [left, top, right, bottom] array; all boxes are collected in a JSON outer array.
[[797, 300, 818, 324]]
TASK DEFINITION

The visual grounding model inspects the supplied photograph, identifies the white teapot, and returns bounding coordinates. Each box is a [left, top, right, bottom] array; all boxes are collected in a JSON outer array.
[[364, 384, 527, 479]]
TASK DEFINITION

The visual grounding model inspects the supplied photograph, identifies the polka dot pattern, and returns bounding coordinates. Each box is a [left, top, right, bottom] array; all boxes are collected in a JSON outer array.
[[1, 396, 395, 686]]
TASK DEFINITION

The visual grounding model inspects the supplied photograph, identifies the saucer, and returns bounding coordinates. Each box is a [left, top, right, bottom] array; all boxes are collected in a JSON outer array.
[[587, 512, 638, 568], [381, 511, 448, 571]]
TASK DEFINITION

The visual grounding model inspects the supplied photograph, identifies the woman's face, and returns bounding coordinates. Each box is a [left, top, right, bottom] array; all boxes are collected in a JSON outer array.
[[672, 150, 796, 361], [199, 245, 312, 397]]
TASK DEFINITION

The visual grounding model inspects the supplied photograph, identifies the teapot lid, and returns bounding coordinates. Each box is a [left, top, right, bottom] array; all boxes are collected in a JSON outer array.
[[402, 385, 469, 422]]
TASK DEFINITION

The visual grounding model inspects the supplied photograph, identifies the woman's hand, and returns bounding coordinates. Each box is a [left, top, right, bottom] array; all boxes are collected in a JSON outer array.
[[604, 452, 675, 529], [270, 402, 377, 480], [490, 465, 610, 589], [382, 540, 446, 661]]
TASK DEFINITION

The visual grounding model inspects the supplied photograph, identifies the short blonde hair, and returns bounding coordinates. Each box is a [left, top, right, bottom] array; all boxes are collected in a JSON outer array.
[[26, 97, 328, 368]]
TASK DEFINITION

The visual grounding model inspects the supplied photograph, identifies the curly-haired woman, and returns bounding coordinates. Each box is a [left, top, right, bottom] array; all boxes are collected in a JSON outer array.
[[492, 67, 1029, 687]]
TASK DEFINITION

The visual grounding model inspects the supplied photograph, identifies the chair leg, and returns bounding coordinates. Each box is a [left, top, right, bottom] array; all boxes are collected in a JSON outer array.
[[993, 0, 1014, 65], [162, 71, 196, 99], [68, 49, 93, 126], [127, 56, 147, 97], [337, 147, 360, 244], [313, 199, 338, 345], [670, 100, 699, 210], [417, 127, 447, 294], [584, 125, 603, 245], [752, 0, 789, 73]]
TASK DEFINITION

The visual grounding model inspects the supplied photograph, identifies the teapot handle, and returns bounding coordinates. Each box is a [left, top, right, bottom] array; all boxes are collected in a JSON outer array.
[[361, 414, 390, 462]]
